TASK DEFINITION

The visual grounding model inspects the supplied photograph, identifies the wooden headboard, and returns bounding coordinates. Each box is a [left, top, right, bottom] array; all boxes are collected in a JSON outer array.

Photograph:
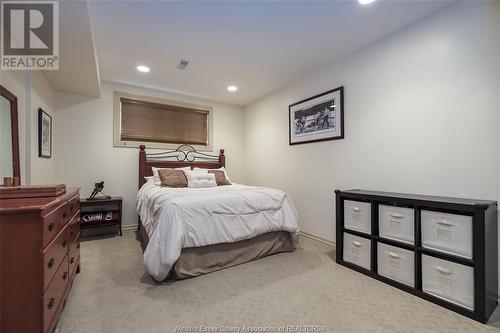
[[138, 145, 225, 188]]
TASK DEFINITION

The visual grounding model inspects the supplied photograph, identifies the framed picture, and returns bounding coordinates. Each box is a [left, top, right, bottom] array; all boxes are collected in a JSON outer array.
[[38, 108, 52, 158], [289, 86, 344, 145]]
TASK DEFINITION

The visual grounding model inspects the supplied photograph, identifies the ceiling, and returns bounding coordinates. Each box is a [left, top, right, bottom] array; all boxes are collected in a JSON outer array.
[[89, 0, 454, 105], [43, 0, 100, 97]]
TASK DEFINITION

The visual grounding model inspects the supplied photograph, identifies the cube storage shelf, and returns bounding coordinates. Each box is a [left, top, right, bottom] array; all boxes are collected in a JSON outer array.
[[335, 189, 498, 323]]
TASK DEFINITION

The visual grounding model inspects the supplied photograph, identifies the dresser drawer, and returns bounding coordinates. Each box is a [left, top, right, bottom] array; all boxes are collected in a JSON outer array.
[[343, 233, 371, 270], [379, 205, 414, 244], [68, 214, 80, 244], [42, 202, 67, 249], [43, 254, 70, 333], [69, 235, 80, 279], [421, 210, 473, 259], [377, 242, 414, 287], [344, 200, 371, 234], [422, 254, 474, 310], [43, 226, 70, 292], [67, 194, 80, 220]]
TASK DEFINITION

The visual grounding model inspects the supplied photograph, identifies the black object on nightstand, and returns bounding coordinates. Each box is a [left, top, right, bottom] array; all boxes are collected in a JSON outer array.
[[80, 196, 122, 236]]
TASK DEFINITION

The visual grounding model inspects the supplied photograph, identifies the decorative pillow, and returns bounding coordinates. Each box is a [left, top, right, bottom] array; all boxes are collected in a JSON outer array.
[[158, 169, 188, 188], [144, 176, 155, 183], [152, 166, 190, 185], [209, 170, 232, 186], [193, 167, 232, 183], [183, 170, 217, 188]]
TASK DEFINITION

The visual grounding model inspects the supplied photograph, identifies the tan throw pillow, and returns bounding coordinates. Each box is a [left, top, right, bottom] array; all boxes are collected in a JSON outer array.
[[209, 170, 232, 186], [158, 169, 188, 188]]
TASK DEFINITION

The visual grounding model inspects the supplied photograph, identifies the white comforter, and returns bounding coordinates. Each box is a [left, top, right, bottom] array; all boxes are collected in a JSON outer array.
[[137, 181, 300, 280]]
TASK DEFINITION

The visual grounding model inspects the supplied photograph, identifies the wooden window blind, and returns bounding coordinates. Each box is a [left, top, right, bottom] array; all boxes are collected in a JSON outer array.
[[120, 98, 209, 146]]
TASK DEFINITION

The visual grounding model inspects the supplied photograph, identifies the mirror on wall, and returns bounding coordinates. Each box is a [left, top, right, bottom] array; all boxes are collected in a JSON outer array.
[[0, 85, 20, 184]]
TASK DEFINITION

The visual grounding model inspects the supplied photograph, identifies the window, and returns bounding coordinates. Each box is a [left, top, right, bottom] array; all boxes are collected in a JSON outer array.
[[113, 92, 212, 149]]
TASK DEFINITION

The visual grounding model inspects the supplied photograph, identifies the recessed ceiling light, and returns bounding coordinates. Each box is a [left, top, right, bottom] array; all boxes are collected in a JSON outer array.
[[359, 0, 376, 5], [227, 85, 238, 92], [137, 65, 150, 73]]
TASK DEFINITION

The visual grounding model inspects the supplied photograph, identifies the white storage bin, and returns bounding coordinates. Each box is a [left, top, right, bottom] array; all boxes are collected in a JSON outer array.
[[421, 210, 473, 259], [377, 243, 414, 287], [422, 255, 474, 310], [379, 205, 415, 244], [344, 200, 371, 234], [343, 233, 371, 270]]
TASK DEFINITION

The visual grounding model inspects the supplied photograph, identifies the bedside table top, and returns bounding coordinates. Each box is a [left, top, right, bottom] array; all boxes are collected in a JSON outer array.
[[80, 196, 122, 204]]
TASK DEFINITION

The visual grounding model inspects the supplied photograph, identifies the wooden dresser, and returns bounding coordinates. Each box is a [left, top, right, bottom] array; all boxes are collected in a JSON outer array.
[[0, 187, 81, 333]]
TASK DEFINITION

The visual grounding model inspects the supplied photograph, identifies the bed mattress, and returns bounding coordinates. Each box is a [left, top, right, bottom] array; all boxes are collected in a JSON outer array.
[[137, 181, 300, 280]]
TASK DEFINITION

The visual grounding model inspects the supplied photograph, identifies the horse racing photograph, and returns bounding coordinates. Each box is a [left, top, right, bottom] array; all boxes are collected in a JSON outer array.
[[289, 86, 344, 145]]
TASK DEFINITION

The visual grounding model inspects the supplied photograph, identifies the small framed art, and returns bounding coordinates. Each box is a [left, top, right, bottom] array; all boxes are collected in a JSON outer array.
[[289, 86, 344, 145], [38, 108, 52, 158]]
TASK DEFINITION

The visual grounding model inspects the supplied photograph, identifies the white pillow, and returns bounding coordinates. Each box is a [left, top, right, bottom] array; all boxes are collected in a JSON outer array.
[[193, 167, 232, 182], [144, 176, 155, 183], [183, 170, 217, 188], [152, 166, 190, 185]]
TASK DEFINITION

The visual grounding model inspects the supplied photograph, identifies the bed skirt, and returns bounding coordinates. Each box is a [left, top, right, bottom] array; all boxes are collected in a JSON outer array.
[[138, 222, 296, 280]]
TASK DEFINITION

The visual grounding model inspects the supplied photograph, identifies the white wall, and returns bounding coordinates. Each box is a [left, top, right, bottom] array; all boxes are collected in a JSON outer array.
[[55, 81, 245, 227], [0, 70, 56, 185], [243, 0, 499, 262]]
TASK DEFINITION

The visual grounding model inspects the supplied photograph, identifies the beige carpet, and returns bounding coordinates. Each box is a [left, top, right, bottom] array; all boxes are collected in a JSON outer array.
[[56, 231, 500, 333]]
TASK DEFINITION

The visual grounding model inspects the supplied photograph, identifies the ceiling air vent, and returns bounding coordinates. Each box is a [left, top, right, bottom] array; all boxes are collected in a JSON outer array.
[[177, 60, 189, 70]]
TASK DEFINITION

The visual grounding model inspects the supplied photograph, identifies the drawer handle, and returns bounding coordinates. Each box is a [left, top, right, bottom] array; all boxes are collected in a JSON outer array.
[[352, 241, 362, 247], [62, 212, 67, 219], [70, 230, 74, 236], [352, 207, 361, 212], [388, 252, 402, 259], [63, 272, 68, 280], [62, 240, 68, 248], [48, 222, 55, 232], [48, 298, 55, 309], [436, 219, 455, 227], [47, 258, 55, 268], [435, 266, 453, 275], [70, 257, 75, 264], [77, 243, 80, 249], [70, 205, 74, 212], [390, 213, 404, 219]]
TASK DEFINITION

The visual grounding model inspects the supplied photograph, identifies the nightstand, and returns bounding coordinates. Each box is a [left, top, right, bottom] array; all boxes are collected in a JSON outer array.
[[80, 196, 122, 236]]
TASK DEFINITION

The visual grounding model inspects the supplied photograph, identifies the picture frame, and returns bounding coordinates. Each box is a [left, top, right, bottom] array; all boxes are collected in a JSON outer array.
[[289, 86, 344, 145], [38, 108, 52, 158]]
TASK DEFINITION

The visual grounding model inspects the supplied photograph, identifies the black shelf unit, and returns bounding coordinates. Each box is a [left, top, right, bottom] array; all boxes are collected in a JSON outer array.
[[80, 196, 122, 236], [335, 189, 498, 323]]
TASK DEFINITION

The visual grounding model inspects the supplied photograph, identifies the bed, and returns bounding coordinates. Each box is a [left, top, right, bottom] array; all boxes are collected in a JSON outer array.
[[137, 145, 300, 281]]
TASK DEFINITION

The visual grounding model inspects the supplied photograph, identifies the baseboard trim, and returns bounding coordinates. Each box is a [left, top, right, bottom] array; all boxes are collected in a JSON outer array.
[[122, 224, 137, 231], [300, 231, 336, 247]]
